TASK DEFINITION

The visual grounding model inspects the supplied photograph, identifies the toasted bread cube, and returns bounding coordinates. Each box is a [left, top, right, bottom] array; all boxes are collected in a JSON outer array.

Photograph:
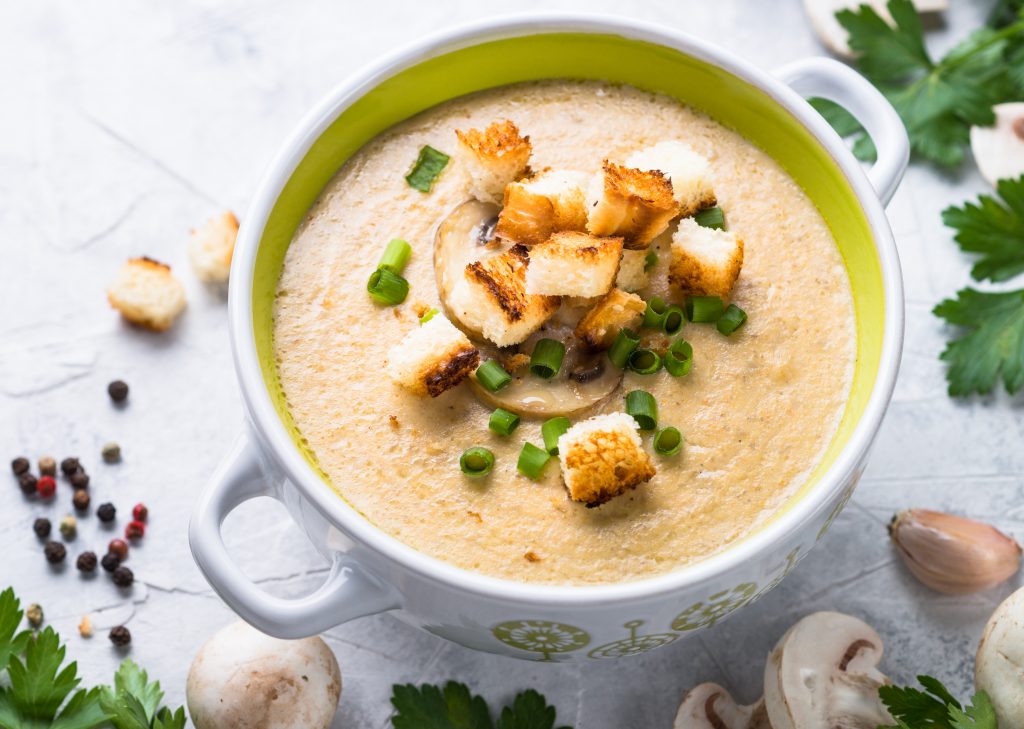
[[188, 211, 238, 283], [386, 314, 480, 397], [106, 257, 186, 331], [615, 249, 649, 292], [524, 231, 623, 297], [586, 161, 677, 249], [558, 412, 656, 507], [495, 169, 589, 245], [448, 245, 559, 346], [455, 120, 532, 203], [625, 141, 716, 217], [574, 288, 646, 350], [669, 218, 744, 298]]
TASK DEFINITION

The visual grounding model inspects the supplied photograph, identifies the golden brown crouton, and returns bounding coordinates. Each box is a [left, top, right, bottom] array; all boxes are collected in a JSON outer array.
[[615, 249, 649, 292], [574, 288, 646, 350], [557, 412, 656, 507], [455, 120, 532, 203], [448, 245, 559, 346], [669, 218, 744, 298], [586, 161, 677, 249], [524, 231, 623, 297], [495, 169, 589, 245], [188, 211, 239, 283], [625, 141, 717, 217], [106, 257, 186, 331], [386, 314, 480, 397]]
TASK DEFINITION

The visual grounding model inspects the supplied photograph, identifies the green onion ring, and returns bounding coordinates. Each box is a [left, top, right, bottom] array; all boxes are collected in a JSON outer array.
[[625, 390, 658, 431], [488, 408, 520, 436], [460, 447, 494, 478], [529, 338, 566, 379], [653, 427, 684, 456], [517, 442, 551, 480], [476, 360, 512, 392], [627, 348, 662, 375], [664, 339, 694, 377], [541, 416, 571, 455], [608, 328, 640, 369], [717, 304, 748, 336], [687, 295, 725, 323]]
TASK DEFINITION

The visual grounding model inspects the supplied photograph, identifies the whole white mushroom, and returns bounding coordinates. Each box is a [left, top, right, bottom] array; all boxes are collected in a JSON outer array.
[[976, 586, 1024, 728], [970, 103, 1024, 188], [187, 620, 341, 729]]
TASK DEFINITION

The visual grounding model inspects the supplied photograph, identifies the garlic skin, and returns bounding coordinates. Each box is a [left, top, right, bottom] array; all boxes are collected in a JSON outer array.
[[890, 509, 1021, 595]]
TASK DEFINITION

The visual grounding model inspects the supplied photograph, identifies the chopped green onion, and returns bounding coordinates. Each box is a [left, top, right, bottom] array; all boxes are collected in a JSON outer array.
[[405, 145, 450, 192], [665, 339, 694, 377], [653, 427, 684, 456], [541, 416, 571, 455], [419, 307, 438, 324], [529, 338, 566, 379], [460, 447, 494, 478], [687, 295, 725, 323], [694, 206, 726, 230], [627, 348, 662, 375], [717, 304, 748, 336], [367, 267, 409, 306], [625, 390, 657, 431], [662, 305, 686, 336], [644, 250, 658, 270], [608, 327, 640, 369], [517, 442, 551, 480], [488, 408, 520, 436], [643, 296, 667, 329], [476, 360, 511, 392], [378, 238, 412, 273]]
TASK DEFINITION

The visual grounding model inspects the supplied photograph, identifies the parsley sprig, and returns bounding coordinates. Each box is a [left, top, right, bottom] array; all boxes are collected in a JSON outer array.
[[391, 681, 570, 729], [880, 675, 997, 729]]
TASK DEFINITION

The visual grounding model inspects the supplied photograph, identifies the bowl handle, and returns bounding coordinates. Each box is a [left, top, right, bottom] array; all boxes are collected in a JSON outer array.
[[188, 433, 400, 638], [775, 57, 909, 206]]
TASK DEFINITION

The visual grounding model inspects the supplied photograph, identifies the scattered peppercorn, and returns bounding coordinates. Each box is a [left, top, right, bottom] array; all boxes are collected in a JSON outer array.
[[124, 520, 145, 540], [107, 380, 129, 403], [108, 625, 131, 647], [33, 518, 51, 539], [25, 603, 43, 628], [60, 457, 81, 476], [44, 541, 66, 564], [97, 503, 116, 523], [101, 442, 121, 464], [69, 470, 90, 489], [38, 456, 56, 477], [18, 473, 37, 495], [108, 538, 129, 560], [36, 475, 56, 500], [78, 615, 93, 638], [101, 552, 121, 572], [111, 565, 134, 588], [72, 489, 90, 511], [76, 551, 98, 573], [132, 503, 148, 522], [11, 457, 29, 476], [59, 515, 77, 540]]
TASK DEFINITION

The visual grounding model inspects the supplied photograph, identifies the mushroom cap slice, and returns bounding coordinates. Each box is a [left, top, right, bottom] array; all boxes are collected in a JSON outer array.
[[674, 683, 771, 729], [971, 102, 1024, 188], [764, 611, 893, 729], [803, 0, 947, 57], [975, 586, 1024, 727]]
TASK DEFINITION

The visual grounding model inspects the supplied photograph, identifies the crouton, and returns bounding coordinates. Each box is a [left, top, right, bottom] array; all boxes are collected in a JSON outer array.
[[615, 249, 649, 292], [574, 288, 646, 350], [495, 169, 589, 245], [447, 245, 559, 346], [386, 314, 480, 397], [188, 211, 239, 283], [557, 412, 656, 507], [106, 257, 187, 331], [625, 141, 716, 217], [669, 218, 744, 298], [455, 120, 532, 203], [586, 161, 677, 249], [524, 231, 623, 297]]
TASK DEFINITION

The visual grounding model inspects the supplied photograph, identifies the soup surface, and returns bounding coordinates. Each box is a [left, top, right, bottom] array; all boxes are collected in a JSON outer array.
[[273, 80, 855, 585]]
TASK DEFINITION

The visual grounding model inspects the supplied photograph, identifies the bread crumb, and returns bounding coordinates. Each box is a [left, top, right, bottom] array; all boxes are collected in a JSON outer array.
[[524, 550, 542, 562], [188, 211, 238, 283], [107, 257, 187, 331]]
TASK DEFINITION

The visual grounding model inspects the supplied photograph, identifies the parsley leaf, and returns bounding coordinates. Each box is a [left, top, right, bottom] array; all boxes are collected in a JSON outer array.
[[0, 588, 29, 675], [880, 676, 997, 729], [949, 692, 998, 729], [102, 659, 166, 724], [391, 682, 571, 729], [808, 98, 878, 162], [496, 690, 569, 729], [942, 176, 1024, 282]]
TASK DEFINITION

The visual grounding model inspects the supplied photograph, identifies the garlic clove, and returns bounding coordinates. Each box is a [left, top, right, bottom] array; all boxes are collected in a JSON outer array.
[[889, 509, 1022, 595]]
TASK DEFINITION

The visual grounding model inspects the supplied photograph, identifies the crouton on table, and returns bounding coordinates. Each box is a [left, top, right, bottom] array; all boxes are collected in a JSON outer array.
[[188, 211, 239, 283], [495, 169, 590, 246], [386, 314, 480, 397], [625, 141, 716, 217], [615, 249, 649, 292], [586, 161, 677, 249], [448, 244, 559, 347], [669, 218, 744, 298], [574, 288, 646, 350], [524, 231, 623, 298], [455, 120, 532, 203], [557, 412, 656, 507], [107, 257, 187, 331]]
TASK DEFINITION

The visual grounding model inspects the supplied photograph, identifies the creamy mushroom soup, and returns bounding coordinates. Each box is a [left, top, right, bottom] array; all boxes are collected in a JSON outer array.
[[273, 80, 855, 585]]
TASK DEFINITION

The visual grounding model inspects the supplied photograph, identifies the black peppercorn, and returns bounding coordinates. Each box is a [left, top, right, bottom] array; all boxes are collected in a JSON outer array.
[[69, 470, 90, 489], [76, 551, 98, 573], [108, 625, 131, 647], [72, 489, 90, 511], [101, 552, 121, 572], [18, 473, 37, 495], [44, 541, 66, 564], [11, 457, 29, 476], [111, 565, 134, 588], [97, 503, 116, 523], [60, 457, 80, 476], [33, 518, 51, 539], [107, 380, 129, 403]]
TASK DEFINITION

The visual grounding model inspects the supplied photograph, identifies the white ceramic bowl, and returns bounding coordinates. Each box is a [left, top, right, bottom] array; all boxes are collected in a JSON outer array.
[[189, 14, 907, 661]]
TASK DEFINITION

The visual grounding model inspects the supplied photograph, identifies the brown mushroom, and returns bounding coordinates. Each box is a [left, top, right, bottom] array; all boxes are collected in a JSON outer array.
[[674, 683, 771, 729]]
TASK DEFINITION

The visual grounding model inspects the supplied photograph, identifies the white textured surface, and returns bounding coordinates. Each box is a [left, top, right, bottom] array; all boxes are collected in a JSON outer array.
[[1, 1, 1019, 726]]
